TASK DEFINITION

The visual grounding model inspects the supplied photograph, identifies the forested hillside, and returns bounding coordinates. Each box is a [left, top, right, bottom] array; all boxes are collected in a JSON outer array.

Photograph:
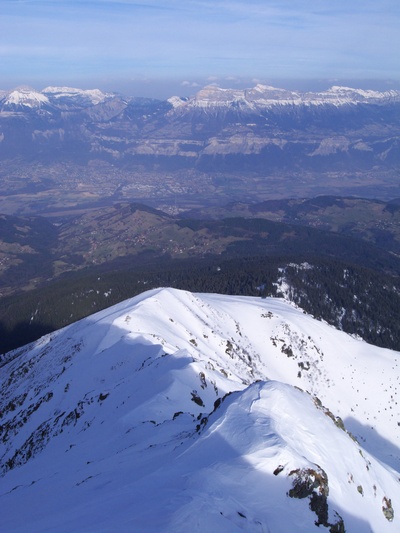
[[1, 254, 400, 356]]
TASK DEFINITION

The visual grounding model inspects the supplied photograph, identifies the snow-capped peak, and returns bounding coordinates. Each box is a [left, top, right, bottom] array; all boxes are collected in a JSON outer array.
[[3, 87, 50, 109], [167, 95, 187, 108]]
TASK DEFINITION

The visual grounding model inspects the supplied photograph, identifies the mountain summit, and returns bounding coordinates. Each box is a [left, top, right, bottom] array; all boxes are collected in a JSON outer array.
[[1, 288, 399, 531], [1, 86, 51, 111]]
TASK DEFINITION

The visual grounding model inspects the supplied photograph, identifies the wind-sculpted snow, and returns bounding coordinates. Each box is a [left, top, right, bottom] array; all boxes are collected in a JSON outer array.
[[0, 288, 399, 531]]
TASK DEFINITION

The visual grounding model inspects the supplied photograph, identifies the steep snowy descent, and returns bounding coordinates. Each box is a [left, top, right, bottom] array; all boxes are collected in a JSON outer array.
[[0, 288, 399, 532]]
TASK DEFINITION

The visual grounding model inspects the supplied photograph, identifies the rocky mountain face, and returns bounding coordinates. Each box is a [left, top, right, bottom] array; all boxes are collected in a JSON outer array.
[[1, 288, 399, 532], [0, 84, 399, 175]]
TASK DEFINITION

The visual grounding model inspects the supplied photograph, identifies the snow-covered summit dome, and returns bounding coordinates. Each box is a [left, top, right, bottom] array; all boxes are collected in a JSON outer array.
[[2, 86, 50, 109]]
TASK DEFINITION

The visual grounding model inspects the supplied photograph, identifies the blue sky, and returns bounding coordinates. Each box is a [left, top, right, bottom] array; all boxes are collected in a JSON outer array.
[[1, 0, 399, 97]]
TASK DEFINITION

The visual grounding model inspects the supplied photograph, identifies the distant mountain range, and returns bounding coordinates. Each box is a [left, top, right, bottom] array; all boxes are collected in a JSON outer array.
[[1, 287, 399, 532], [169, 83, 400, 110], [0, 83, 399, 205], [2, 83, 399, 113]]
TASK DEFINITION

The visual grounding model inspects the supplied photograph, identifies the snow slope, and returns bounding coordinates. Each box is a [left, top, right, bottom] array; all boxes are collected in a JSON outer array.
[[1, 288, 399, 532]]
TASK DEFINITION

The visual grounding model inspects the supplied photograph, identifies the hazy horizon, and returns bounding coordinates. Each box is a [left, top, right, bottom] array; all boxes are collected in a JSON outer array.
[[2, 1, 399, 99], [2, 77, 400, 101]]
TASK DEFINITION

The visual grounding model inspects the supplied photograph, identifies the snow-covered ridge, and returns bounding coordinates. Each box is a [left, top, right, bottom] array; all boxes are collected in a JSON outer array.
[[0, 85, 112, 111], [170, 83, 400, 112], [1, 287, 399, 532], [1, 83, 398, 114], [42, 86, 111, 105]]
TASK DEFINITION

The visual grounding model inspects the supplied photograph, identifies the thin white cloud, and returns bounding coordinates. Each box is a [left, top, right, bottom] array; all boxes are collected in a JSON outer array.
[[181, 81, 200, 88]]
